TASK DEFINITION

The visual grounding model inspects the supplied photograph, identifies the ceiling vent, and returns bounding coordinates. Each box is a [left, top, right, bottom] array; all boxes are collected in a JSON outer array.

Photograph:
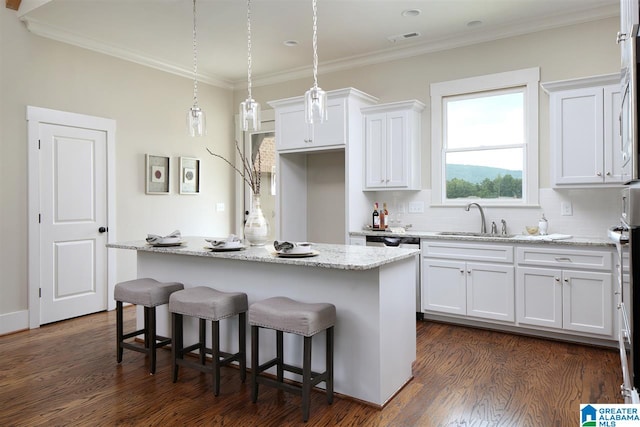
[[387, 32, 422, 43]]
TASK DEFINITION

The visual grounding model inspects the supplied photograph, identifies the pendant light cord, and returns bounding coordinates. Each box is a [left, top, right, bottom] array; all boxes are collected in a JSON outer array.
[[246, 0, 253, 101], [311, 0, 319, 90], [192, 0, 199, 107]]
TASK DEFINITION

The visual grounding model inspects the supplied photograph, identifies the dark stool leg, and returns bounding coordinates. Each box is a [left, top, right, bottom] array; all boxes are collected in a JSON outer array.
[[302, 335, 312, 422], [251, 325, 259, 403], [149, 306, 157, 375], [239, 312, 246, 383], [172, 312, 183, 383], [212, 320, 220, 396], [143, 306, 150, 349], [326, 327, 334, 404], [276, 330, 284, 383], [116, 301, 124, 363], [199, 318, 206, 365]]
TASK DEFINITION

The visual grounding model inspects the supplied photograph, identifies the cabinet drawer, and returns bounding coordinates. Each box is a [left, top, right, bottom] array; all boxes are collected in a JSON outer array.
[[421, 240, 513, 263], [516, 246, 612, 271]]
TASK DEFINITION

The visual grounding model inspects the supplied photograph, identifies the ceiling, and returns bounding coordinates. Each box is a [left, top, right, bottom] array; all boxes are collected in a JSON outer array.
[[16, 0, 619, 89]]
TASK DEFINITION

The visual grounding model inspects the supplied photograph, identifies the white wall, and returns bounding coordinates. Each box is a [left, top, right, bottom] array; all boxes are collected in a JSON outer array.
[[240, 17, 622, 239], [1, 7, 237, 325]]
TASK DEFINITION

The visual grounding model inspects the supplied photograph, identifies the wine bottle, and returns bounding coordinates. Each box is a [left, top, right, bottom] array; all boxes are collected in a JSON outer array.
[[379, 203, 386, 230], [382, 202, 389, 229], [372, 202, 380, 229]]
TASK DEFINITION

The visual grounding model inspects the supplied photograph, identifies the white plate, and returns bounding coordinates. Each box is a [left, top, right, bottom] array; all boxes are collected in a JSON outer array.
[[148, 241, 186, 247], [276, 250, 319, 258]]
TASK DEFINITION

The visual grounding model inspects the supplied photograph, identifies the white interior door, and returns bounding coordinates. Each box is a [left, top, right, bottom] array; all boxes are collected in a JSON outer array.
[[38, 123, 108, 324]]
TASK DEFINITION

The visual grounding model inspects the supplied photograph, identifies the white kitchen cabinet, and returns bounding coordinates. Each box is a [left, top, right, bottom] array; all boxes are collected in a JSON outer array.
[[516, 247, 613, 337], [362, 100, 424, 190], [268, 88, 378, 243], [421, 240, 514, 322], [270, 88, 377, 153], [542, 74, 622, 186]]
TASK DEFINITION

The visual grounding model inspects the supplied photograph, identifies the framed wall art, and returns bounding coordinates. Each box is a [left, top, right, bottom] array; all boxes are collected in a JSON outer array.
[[145, 154, 170, 194], [179, 157, 200, 194]]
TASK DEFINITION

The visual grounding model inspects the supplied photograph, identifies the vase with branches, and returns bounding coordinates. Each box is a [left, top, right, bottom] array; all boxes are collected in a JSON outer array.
[[206, 140, 261, 195], [207, 141, 269, 246]]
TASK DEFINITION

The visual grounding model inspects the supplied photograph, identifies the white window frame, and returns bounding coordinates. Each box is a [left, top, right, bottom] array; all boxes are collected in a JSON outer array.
[[430, 67, 540, 206]]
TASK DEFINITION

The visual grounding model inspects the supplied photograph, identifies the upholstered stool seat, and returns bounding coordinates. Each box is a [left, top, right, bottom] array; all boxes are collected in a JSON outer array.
[[115, 278, 184, 374], [169, 286, 248, 396], [249, 296, 336, 422]]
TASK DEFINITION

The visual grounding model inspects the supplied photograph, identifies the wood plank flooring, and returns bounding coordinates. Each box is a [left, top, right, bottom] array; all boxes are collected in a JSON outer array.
[[0, 307, 622, 426]]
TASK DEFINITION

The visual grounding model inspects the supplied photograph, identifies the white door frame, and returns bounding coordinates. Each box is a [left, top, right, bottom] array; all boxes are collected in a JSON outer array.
[[27, 106, 117, 328]]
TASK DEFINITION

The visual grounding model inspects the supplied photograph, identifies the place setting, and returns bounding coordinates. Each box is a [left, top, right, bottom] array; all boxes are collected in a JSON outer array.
[[145, 230, 186, 247], [205, 235, 246, 252], [272, 241, 319, 258]]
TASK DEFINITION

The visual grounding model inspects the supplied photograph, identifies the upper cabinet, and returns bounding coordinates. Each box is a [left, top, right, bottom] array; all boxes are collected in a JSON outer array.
[[269, 88, 378, 153], [542, 74, 622, 187], [361, 100, 425, 191]]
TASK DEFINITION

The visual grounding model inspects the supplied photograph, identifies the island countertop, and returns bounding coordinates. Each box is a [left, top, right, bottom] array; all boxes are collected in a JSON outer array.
[[107, 236, 419, 271]]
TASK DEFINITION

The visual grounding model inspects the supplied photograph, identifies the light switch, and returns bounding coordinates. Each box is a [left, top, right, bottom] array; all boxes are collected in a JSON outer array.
[[408, 201, 424, 214], [560, 201, 572, 216]]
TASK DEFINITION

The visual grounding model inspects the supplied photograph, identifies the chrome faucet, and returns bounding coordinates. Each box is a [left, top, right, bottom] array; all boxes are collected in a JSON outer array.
[[465, 202, 487, 233]]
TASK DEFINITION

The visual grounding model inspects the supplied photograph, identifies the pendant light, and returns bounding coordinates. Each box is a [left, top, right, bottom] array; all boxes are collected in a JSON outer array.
[[187, 0, 206, 137], [304, 0, 327, 125], [240, 0, 261, 132]]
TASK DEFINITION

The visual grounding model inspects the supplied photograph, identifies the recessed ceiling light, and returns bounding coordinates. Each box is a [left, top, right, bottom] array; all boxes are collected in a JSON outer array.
[[401, 9, 421, 17], [283, 40, 298, 47], [467, 20, 483, 28]]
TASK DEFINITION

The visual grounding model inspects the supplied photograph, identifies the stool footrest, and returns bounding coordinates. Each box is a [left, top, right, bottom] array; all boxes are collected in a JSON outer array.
[[121, 341, 150, 355], [122, 329, 145, 340]]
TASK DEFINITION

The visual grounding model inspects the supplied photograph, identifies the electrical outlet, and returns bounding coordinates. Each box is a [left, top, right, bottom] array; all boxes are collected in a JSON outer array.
[[560, 201, 572, 216], [408, 201, 424, 214], [216, 203, 225, 212]]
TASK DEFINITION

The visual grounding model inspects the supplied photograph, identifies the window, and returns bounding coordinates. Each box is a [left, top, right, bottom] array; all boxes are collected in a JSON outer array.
[[430, 68, 539, 206]]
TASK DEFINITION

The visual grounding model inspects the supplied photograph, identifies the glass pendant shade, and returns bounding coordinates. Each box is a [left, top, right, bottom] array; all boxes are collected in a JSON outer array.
[[240, 98, 261, 132], [187, 106, 206, 137], [304, 86, 327, 124]]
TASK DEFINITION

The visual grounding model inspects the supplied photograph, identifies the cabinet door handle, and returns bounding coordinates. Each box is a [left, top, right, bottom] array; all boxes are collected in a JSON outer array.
[[459, 269, 464, 274], [467, 270, 471, 274], [606, 171, 612, 176], [554, 257, 572, 262], [554, 277, 560, 282], [597, 172, 602, 177], [563, 278, 569, 284]]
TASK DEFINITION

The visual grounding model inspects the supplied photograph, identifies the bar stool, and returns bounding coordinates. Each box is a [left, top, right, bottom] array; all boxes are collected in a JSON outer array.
[[114, 278, 184, 374], [169, 286, 248, 396], [249, 296, 336, 422]]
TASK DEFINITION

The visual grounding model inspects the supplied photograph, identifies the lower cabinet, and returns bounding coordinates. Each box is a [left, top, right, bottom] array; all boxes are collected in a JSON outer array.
[[516, 263, 613, 337], [421, 240, 515, 322], [421, 239, 615, 341]]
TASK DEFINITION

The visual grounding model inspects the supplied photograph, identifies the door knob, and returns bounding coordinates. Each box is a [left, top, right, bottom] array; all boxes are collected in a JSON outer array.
[[98, 227, 108, 233]]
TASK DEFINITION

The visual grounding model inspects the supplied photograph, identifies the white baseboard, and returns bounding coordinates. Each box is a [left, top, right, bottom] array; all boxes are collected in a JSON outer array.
[[0, 310, 30, 335]]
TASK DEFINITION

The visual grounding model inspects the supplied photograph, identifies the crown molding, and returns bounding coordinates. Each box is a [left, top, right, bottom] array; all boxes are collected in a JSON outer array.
[[22, 17, 235, 89]]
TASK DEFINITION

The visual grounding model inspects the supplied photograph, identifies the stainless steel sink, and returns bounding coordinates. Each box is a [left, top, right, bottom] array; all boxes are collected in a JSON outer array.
[[437, 231, 515, 238]]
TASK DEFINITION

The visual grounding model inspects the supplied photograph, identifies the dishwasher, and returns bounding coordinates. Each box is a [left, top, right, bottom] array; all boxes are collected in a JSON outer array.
[[365, 235, 422, 317]]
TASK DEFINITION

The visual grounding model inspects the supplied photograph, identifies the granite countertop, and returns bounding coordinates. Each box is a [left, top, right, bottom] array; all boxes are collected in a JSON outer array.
[[350, 230, 614, 247], [107, 236, 419, 271]]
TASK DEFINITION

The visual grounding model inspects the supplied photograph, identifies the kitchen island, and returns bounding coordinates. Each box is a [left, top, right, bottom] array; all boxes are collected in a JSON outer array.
[[107, 237, 419, 406]]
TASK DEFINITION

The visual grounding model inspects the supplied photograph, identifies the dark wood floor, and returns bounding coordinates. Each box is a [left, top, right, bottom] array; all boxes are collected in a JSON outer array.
[[0, 307, 622, 426]]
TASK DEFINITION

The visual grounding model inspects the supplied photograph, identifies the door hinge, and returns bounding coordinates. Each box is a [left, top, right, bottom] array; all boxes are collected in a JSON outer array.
[[38, 214, 41, 223], [38, 139, 41, 149], [39, 288, 42, 298]]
